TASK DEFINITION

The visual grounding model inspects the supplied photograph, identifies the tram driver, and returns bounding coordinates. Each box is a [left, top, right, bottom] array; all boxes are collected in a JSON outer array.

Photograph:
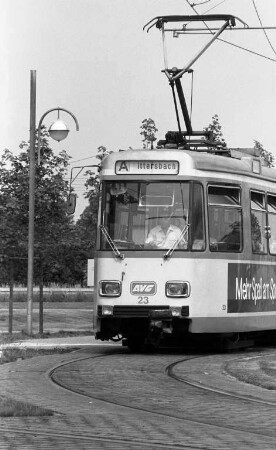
[[145, 207, 187, 249]]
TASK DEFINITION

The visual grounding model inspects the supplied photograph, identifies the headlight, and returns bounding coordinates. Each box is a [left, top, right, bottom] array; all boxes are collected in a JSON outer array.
[[170, 306, 182, 317], [100, 305, 114, 316], [166, 281, 190, 298], [99, 281, 121, 297]]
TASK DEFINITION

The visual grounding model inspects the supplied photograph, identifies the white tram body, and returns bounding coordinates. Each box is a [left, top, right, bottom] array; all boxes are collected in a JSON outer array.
[[94, 148, 276, 346]]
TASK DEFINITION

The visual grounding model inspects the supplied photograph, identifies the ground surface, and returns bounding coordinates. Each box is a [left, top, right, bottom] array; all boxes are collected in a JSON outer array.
[[1, 302, 276, 448], [0, 302, 93, 334], [0, 343, 276, 449]]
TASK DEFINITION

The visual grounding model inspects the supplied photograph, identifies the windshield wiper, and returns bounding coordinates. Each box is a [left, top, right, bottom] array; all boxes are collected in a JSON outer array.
[[99, 225, 124, 260], [163, 224, 190, 260]]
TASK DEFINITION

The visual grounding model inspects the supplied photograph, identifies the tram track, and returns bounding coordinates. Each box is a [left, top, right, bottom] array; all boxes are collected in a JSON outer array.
[[0, 349, 219, 449], [166, 352, 276, 407], [49, 348, 276, 410], [47, 348, 276, 447], [0, 425, 209, 449], [1, 347, 276, 449]]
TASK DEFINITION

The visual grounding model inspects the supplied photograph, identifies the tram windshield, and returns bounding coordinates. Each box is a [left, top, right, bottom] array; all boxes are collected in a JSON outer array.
[[100, 181, 205, 251]]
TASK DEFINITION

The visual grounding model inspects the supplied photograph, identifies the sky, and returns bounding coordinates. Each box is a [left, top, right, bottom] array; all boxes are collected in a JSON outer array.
[[1, 0, 276, 217]]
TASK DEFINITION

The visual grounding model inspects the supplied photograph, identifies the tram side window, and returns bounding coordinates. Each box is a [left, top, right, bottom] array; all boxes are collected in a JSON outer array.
[[267, 194, 276, 254], [208, 186, 242, 252], [251, 191, 267, 254]]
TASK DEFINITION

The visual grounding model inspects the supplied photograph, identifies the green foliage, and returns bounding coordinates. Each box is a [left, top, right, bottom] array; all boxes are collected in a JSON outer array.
[[204, 117, 274, 170], [254, 140, 275, 168], [83, 145, 110, 201], [204, 114, 226, 147], [0, 128, 85, 285], [140, 118, 158, 149], [0, 395, 54, 417], [75, 146, 111, 257]]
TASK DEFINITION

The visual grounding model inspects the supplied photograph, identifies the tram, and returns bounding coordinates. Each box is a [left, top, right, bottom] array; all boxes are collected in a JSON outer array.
[[91, 14, 276, 349], [94, 145, 276, 348]]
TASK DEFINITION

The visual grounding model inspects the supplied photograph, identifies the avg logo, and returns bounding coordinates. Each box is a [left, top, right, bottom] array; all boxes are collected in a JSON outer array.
[[130, 282, 157, 295]]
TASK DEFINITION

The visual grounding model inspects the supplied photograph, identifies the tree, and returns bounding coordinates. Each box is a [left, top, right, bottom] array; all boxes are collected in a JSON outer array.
[[140, 118, 158, 149], [204, 114, 226, 147], [75, 146, 111, 258], [0, 127, 83, 285], [204, 117, 275, 169], [254, 140, 275, 168]]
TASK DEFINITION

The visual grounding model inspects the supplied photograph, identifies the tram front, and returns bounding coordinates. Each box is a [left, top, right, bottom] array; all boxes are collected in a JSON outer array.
[[94, 149, 205, 349]]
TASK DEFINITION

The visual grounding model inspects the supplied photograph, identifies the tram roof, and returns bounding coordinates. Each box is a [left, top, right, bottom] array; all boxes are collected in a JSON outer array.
[[101, 149, 276, 183]]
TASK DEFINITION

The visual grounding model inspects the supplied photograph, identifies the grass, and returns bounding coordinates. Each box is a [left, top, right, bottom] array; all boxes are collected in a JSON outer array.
[[224, 356, 276, 390], [0, 330, 92, 345], [0, 290, 93, 303], [0, 331, 34, 345], [0, 346, 75, 364], [0, 396, 54, 417], [0, 304, 93, 335]]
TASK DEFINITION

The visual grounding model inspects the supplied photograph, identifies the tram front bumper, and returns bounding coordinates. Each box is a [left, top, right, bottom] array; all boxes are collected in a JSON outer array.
[[97, 305, 189, 318], [96, 306, 190, 341]]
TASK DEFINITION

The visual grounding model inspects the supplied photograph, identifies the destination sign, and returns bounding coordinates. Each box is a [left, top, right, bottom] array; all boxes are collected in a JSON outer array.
[[115, 160, 179, 175]]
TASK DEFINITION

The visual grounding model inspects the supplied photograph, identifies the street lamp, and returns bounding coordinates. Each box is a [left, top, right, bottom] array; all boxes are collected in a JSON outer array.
[[37, 107, 79, 164], [27, 70, 79, 334], [49, 119, 69, 142]]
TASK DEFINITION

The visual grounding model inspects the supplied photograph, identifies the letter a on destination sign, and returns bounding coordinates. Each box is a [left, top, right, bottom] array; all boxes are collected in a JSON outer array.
[[118, 161, 129, 172]]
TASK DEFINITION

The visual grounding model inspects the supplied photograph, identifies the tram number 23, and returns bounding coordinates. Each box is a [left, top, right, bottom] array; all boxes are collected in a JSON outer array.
[[138, 296, 149, 304]]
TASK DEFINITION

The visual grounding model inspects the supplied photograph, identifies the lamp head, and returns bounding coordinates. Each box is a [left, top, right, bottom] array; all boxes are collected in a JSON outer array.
[[48, 118, 69, 142]]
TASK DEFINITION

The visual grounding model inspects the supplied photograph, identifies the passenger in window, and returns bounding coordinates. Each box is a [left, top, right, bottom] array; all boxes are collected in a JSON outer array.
[[251, 213, 264, 253], [220, 221, 241, 251], [209, 237, 218, 251], [145, 207, 187, 249], [192, 239, 205, 250]]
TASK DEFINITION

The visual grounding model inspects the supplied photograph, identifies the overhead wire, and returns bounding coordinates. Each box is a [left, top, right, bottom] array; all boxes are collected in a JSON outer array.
[[190, 0, 212, 6], [251, 0, 276, 56], [202, 0, 228, 14], [69, 155, 98, 164], [184, 0, 276, 62]]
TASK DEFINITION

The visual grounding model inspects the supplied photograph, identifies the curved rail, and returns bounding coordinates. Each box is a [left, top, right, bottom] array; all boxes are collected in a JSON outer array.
[[166, 354, 276, 407], [1, 348, 275, 448]]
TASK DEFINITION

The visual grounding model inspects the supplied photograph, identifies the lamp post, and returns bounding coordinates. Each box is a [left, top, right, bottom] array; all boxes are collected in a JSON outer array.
[[27, 70, 79, 335]]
